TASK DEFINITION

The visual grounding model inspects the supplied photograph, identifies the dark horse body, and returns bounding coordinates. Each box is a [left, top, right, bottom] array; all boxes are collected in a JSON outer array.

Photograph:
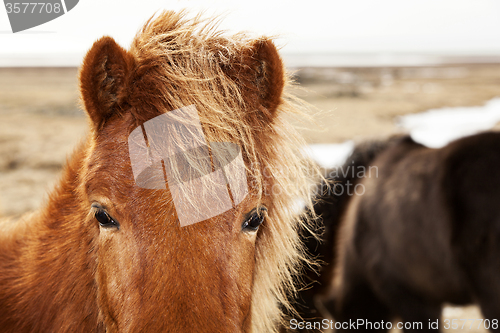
[[293, 132, 500, 332]]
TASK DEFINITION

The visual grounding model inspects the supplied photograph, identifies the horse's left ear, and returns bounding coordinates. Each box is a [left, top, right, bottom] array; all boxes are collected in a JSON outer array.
[[229, 38, 285, 123], [79, 36, 134, 129], [251, 39, 285, 116]]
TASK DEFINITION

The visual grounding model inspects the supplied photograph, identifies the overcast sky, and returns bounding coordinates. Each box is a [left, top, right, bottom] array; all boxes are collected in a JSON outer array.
[[1, 0, 500, 66]]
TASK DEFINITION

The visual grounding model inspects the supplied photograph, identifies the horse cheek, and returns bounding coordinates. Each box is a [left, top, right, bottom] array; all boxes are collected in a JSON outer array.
[[95, 232, 141, 331]]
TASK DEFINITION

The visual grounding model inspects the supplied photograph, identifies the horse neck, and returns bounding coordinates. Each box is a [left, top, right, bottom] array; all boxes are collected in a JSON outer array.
[[0, 140, 102, 332]]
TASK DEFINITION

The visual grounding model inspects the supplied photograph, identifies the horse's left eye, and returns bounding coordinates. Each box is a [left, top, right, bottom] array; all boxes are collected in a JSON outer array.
[[95, 209, 120, 229], [242, 207, 267, 232]]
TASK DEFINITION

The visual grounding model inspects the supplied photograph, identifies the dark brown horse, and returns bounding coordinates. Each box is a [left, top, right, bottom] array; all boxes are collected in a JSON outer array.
[[0, 12, 320, 332], [301, 132, 500, 332]]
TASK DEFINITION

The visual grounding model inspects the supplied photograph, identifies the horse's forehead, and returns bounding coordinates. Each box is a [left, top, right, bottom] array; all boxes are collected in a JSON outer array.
[[85, 109, 259, 229]]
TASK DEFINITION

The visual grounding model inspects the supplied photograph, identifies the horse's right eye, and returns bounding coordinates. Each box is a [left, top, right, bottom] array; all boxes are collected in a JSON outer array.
[[95, 209, 120, 229], [242, 207, 267, 232]]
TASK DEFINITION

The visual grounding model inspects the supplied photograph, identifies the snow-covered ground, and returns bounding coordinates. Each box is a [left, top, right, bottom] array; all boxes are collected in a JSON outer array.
[[307, 97, 500, 168], [398, 97, 500, 148]]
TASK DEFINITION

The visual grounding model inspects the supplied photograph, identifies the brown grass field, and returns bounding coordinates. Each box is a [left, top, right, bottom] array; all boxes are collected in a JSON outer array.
[[1, 65, 499, 331]]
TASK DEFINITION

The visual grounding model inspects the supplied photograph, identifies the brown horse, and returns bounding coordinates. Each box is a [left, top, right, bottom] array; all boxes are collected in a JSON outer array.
[[0, 12, 319, 332], [317, 132, 500, 332]]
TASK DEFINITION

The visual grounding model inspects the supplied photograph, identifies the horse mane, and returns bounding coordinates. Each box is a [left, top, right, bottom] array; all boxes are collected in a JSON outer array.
[[87, 11, 321, 331]]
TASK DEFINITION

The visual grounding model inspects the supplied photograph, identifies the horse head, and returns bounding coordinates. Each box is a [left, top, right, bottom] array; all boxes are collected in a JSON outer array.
[[77, 11, 317, 332]]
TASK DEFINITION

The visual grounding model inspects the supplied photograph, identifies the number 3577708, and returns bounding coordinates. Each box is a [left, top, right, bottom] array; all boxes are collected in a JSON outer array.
[[443, 319, 498, 330], [5, 2, 62, 14]]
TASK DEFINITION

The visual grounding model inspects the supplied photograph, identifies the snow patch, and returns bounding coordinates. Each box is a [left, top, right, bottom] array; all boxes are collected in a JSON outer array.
[[398, 98, 500, 148]]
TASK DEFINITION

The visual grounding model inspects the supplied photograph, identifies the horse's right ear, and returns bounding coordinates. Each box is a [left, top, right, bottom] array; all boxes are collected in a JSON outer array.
[[79, 36, 134, 129]]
